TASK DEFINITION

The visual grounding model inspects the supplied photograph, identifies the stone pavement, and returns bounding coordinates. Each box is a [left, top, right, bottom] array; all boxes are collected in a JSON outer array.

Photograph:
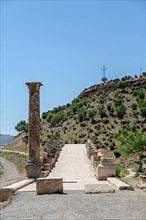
[[19, 144, 110, 191]]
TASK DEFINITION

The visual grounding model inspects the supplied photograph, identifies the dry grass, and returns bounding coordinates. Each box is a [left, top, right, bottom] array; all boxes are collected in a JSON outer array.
[[0, 197, 12, 210], [0, 151, 27, 174]]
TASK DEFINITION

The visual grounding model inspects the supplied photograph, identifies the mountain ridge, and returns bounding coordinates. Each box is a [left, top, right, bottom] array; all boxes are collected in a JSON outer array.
[[0, 134, 13, 146]]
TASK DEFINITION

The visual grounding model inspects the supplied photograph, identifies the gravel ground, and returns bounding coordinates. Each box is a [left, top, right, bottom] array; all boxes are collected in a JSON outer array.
[[0, 190, 145, 220]]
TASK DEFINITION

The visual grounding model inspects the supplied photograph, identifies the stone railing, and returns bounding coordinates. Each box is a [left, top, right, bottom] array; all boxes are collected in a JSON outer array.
[[40, 140, 64, 177], [86, 139, 116, 180]]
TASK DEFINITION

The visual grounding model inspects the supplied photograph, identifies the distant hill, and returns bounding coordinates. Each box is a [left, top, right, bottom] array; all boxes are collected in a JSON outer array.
[[0, 134, 13, 146]]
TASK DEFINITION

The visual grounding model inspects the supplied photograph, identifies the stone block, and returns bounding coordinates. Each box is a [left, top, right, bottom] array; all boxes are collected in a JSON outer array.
[[40, 156, 44, 164], [25, 162, 44, 179], [43, 152, 48, 159], [40, 171, 50, 178], [91, 155, 100, 165], [44, 163, 51, 170], [96, 162, 116, 180], [84, 184, 115, 194], [36, 178, 63, 194], [0, 188, 15, 202], [93, 161, 100, 170], [45, 157, 53, 164], [101, 158, 114, 165]]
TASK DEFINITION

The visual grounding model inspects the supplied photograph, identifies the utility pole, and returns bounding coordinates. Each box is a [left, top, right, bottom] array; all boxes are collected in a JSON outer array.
[[140, 67, 142, 75]]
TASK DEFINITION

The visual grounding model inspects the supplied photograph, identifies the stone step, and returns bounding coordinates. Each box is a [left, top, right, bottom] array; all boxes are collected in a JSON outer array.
[[107, 177, 134, 190]]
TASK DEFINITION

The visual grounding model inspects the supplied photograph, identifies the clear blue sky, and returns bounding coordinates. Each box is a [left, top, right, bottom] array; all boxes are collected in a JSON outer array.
[[1, 0, 145, 135]]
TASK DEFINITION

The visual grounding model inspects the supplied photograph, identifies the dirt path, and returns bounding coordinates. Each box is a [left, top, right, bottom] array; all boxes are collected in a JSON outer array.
[[0, 157, 24, 187]]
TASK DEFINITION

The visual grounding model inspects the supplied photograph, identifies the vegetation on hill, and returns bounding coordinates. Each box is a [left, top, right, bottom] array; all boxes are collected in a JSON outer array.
[[5, 74, 146, 174], [40, 75, 146, 145]]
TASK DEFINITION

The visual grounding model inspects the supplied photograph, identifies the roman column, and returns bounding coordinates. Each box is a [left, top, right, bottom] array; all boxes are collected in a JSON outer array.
[[25, 82, 43, 179]]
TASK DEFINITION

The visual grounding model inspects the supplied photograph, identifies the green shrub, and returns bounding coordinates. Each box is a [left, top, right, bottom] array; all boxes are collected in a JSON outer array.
[[131, 102, 137, 110], [115, 164, 129, 177], [116, 105, 126, 120], [114, 97, 123, 107], [79, 133, 86, 138], [118, 81, 125, 89]]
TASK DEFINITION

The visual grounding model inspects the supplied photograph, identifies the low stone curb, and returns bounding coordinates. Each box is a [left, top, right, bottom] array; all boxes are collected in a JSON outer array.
[[0, 179, 35, 202], [107, 177, 134, 190], [4, 179, 35, 191]]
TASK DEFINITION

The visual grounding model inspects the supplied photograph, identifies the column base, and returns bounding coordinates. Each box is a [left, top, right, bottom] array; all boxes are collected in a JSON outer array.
[[25, 162, 44, 179]]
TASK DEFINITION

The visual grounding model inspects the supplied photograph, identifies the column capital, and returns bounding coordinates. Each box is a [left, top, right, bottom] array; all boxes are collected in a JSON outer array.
[[26, 82, 43, 95]]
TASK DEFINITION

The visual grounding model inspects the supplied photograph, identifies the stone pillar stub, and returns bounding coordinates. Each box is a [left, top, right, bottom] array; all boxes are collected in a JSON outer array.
[[25, 82, 43, 179]]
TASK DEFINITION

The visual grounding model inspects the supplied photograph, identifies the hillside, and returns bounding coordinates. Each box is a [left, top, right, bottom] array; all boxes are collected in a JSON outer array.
[[40, 76, 146, 149], [5, 75, 146, 161], [0, 134, 13, 146]]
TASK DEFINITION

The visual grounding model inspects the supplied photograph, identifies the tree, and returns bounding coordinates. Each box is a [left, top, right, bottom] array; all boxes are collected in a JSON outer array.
[[118, 81, 125, 89], [101, 76, 108, 83], [88, 109, 96, 122], [140, 100, 146, 120], [15, 120, 28, 133], [131, 102, 137, 111], [98, 104, 107, 119], [107, 103, 114, 114], [116, 129, 146, 172], [114, 97, 123, 107], [142, 72, 146, 77], [116, 105, 126, 120], [77, 108, 87, 122], [138, 89, 145, 100]]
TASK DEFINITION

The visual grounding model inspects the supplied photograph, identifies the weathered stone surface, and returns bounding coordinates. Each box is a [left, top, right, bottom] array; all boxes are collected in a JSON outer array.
[[26, 82, 42, 163], [96, 158, 116, 180], [84, 184, 115, 194], [107, 177, 134, 190], [40, 171, 50, 178], [25, 82, 44, 178], [36, 178, 63, 194], [43, 163, 51, 170], [25, 162, 43, 179], [0, 188, 15, 202]]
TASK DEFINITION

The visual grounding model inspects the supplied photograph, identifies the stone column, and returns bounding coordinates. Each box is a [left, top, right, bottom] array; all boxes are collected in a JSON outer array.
[[25, 82, 43, 179]]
